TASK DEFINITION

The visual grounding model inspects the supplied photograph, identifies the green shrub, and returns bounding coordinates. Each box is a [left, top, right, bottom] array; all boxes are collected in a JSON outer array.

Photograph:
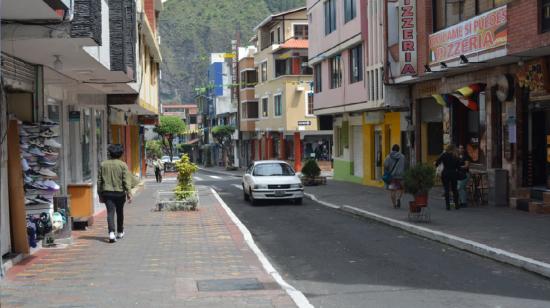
[[174, 154, 198, 201], [301, 159, 321, 178], [404, 163, 436, 195]]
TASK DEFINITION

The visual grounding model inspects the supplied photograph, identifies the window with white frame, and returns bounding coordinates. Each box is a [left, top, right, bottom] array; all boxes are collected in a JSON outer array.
[[293, 24, 309, 39], [274, 94, 283, 117], [349, 44, 363, 83], [261, 97, 269, 117], [344, 0, 357, 23], [324, 0, 337, 35], [306, 92, 314, 116], [330, 55, 342, 89], [260, 62, 268, 82]]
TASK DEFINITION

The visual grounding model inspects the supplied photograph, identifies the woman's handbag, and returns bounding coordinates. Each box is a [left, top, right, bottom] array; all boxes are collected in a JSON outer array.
[[383, 158, 400, 185]]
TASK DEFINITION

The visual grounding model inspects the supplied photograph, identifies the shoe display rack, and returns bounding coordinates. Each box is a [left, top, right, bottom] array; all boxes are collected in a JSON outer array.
[[19, 120, 67, 243]]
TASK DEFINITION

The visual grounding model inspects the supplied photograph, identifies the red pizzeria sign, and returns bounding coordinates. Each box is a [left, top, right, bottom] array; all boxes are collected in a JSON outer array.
[[429, 5, 507, 64], [399, 0, 417, 76]]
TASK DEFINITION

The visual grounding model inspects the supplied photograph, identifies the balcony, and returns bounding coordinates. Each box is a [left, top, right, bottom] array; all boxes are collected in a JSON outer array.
[[1, 0, 70, 20]]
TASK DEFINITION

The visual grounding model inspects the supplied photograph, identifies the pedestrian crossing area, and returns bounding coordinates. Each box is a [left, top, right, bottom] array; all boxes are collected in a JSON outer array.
[[193, 174, 237, 182]]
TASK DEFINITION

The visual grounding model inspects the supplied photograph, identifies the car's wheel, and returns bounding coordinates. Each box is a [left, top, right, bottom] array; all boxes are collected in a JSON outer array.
[[250, 189, 259, 206], [294, 198, 303, 205], [243, 185, 250, 201]]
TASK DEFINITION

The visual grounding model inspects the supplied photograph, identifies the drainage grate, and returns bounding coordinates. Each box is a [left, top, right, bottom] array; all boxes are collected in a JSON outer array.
[[196, 278, 264, 292]]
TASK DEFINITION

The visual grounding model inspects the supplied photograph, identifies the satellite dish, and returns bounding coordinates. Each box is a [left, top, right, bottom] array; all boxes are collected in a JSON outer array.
[[496, 74, 514, 102]]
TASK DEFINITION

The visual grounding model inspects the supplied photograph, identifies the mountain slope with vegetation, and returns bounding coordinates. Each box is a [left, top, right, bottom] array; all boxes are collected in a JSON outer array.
[[159, 0, 305, 103]]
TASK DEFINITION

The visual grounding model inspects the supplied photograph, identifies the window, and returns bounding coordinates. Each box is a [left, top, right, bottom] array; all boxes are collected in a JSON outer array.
[[314, 63, 322, 93], [324, 0, 337, 35], [307, 92, 314, 116], [253, 163, 295, 176], [330, 55, 342, 89], [349, 45, 363, 83], [189, 115, 197, 124], [275, 57, 312, 77], [294, 24, 309, 39], [260, 62, 268, 82], [277, 27, 281, 43], [240, 70, 258, 89], [434, 0, 506, 31], [274, 94, 283, 117], [261, 97, 269, 117], [543, 0, 550, 33], [344, 0, 357, 23], [270, 30, 275, 45]]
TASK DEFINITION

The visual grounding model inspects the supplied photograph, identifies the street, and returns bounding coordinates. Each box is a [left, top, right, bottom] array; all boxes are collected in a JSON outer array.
[[196, 170, 550, 308]]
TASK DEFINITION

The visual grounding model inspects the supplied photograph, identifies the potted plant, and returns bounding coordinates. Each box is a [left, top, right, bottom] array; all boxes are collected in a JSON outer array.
[[404, 163, 436, 212], [301, 159, 324, 186]]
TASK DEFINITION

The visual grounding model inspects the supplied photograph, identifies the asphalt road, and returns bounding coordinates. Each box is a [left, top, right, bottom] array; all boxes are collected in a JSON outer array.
[[195, 170, 550, 308]]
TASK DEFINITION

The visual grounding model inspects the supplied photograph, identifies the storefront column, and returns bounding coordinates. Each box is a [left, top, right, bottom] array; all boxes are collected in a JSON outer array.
[[266, 134, 273, 159], [294, 132, 302, 171], [251, 139, 256, 161], [258, 138, 262, 160], [279, 134, 286, 160], [125, 125, 132, 169]]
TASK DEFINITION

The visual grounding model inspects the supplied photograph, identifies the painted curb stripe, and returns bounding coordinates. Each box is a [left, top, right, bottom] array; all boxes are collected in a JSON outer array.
[[211, 188, 314, 308]]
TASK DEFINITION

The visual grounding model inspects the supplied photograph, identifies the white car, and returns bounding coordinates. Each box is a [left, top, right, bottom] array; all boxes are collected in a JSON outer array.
[[161, 155, 180, 163], [242, 160, 304, 205]]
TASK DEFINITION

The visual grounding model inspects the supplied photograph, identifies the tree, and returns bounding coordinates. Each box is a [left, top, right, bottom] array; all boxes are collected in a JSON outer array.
[[154, 116, 187, 161], [145, 140, 163, 159], [211, 125, 236, 167]]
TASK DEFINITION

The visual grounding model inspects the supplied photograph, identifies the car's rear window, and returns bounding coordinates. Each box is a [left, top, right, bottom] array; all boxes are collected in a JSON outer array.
[[253, 163, 295, 176]]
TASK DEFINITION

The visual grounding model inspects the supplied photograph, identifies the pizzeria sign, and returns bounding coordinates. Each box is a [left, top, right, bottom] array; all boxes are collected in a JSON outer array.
[[429, 5, 507, 64]]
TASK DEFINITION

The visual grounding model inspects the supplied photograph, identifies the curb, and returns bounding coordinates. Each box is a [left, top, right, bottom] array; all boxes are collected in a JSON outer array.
[[304, 193, 550, 279]]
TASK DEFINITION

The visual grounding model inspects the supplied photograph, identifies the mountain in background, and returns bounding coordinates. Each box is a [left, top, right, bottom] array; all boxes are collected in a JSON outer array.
[[159, 0, 306, 103]]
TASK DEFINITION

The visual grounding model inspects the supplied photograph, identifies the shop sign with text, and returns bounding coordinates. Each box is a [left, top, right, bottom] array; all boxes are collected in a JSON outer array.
[[429, 6, 507, 63], [399, 0, 417, 76]]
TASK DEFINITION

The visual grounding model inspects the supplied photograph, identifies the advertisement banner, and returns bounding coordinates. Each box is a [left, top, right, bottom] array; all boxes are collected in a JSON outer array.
[[399, 0, 417, 75], [429, 6, 507, 64]]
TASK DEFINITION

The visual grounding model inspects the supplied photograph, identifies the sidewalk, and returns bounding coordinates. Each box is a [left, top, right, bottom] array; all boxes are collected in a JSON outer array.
[[305, 180, 550, 279], [0, 183, 301, 307]]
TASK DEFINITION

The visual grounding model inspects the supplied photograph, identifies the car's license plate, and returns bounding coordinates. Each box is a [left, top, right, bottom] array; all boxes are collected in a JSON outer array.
[[274, 191, 285, 196]]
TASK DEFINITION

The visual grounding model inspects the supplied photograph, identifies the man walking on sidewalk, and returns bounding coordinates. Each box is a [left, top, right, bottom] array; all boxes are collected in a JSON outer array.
[[383, 144, 406, 208], [98, 144, 133, 243]]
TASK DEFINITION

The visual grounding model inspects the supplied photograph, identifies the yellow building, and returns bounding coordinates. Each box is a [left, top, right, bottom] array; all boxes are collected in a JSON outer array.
[[253, 7, 330, 170]]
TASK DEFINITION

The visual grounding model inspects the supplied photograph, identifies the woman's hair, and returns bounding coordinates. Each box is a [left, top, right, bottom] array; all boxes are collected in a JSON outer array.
[[108, 144, 124, 159], [392, 144, 400, 152], [445, 144, 457, 155]]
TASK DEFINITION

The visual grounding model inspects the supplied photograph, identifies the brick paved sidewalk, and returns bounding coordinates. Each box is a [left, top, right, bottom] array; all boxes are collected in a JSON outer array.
[[305, 180, 550, 267], [1, 183, 296, 307]]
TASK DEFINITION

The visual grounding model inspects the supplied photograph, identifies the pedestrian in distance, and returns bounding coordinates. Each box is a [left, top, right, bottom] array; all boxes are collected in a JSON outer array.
[[383, 144, 406, 209], [152, 155, 164, 183], [435, 144, 461, 210], [97, 144, 133, 243], [457, 144, 472, 208]]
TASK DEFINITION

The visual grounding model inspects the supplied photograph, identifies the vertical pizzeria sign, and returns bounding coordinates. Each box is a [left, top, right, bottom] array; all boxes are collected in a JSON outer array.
[[399, 0, 417, 76]]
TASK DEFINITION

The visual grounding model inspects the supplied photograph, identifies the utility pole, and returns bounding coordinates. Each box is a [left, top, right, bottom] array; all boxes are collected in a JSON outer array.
[[234, 24, 242, 168]]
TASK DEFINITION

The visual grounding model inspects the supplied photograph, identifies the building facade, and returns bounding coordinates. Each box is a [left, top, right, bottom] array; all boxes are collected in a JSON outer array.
[[253, 7, 331, 171], [0, 0, 161, 267]]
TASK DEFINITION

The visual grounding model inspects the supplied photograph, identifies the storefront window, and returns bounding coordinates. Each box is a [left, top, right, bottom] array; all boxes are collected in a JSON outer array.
[[82, 108, 92, 181], [434, 0, 505, 31], [96, 110, 104, 169]]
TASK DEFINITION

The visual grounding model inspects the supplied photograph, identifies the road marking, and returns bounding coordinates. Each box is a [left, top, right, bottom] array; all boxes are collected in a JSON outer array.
[[209, 175, 222, 180], [231, 184, 243, 190], [194, 176, 204, 181], [211, 189, 313, 308]]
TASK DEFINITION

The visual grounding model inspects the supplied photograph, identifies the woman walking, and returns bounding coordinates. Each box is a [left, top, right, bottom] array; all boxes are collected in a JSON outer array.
[[457, 145, 471, 208], [98, 144, 132, 243], [152, 155, 164, 183], [383, 144, 406, 208], [436, 144, 461, 210]]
